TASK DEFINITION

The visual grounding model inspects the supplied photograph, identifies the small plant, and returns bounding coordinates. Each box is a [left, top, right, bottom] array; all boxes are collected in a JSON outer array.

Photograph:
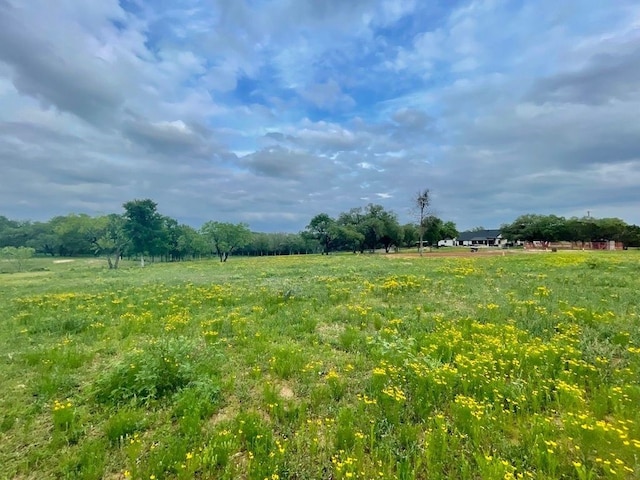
[[93, 337, 203, 406], [326, 369, 346, 400], [52, 399, 75, 431], [51, 399, 83, 445], [104, 408, 148, 445], [338, 326, 364, 352], [585, 258, 600, 269], [269, 345, 305, 379]]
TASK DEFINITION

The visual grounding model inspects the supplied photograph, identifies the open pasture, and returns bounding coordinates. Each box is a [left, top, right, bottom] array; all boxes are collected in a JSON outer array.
[[1, 251, 639, 479]]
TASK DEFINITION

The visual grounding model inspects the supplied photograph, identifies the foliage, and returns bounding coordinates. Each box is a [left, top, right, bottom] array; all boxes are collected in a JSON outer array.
[[94, 337, 206, 406], [122, 199, 165, 266], [305, 213, 336, 254], [201, 221, 252, 262], [92, 214, 128, 269], [502, 214, 630, 247], [2, 201, 637, 263], [399, 223, 417, 248], [0, 246, 35, 271]]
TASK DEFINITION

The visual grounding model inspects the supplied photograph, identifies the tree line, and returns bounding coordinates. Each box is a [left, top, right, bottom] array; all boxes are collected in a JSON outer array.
[[2, 200, 638, 270], [304, 204, 457, 255], [500, 214, 640, 248], [0, 199, 461, 268]]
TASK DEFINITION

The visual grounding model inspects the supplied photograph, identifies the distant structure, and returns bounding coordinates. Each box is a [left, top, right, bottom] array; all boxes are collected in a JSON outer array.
[[455, 229, 508, 247], [525, 240, 623, 250]]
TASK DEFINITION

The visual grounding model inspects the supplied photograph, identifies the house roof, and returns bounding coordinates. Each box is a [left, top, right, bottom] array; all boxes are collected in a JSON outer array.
[[457, 229, 502, 241]]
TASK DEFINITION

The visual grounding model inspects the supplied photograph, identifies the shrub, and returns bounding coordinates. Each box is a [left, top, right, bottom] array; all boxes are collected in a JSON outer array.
[[94, 337, 204, 406]]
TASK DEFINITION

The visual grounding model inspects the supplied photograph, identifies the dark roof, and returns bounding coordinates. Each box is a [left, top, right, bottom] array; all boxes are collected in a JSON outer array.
[[457, 229, 502, 241]]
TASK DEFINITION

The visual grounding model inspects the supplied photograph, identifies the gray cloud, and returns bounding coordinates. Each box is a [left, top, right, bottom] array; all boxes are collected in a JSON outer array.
[[0, 1, 127, 125], [528, 44, 640, 105], [121, 117, 219, 158], [1, 0, 639, 233]]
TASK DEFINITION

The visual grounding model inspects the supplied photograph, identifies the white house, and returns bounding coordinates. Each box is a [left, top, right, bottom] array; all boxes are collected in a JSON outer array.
[[456, 229, 508, 247]]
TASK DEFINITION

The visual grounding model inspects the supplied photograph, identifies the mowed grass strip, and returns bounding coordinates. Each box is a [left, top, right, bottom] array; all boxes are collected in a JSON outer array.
[[0, 251, 639, 479]]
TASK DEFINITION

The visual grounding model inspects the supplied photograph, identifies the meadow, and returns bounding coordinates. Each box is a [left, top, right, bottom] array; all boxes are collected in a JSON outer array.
[[1, 251, 639, 479]]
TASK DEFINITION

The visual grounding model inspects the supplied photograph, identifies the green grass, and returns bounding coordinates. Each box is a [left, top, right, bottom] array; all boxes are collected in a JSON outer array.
[[1, 251, 639, 479]]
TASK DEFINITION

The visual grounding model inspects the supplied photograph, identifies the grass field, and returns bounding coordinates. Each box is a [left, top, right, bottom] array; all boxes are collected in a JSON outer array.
[[1, 251, 639, 479]]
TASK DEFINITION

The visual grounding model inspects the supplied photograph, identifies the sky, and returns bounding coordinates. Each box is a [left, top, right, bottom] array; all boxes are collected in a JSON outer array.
[[1, 0, 639, 233]]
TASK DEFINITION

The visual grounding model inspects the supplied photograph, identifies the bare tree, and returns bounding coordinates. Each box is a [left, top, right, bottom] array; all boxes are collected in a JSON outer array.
[[415, 189, 430, 256]]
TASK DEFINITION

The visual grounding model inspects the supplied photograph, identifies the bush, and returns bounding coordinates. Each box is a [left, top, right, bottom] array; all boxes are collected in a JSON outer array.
[[94, 337, 204, 406]]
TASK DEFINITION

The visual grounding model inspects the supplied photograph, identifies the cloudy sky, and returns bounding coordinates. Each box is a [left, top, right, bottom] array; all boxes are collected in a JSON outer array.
[[1, 0, 639, 232]]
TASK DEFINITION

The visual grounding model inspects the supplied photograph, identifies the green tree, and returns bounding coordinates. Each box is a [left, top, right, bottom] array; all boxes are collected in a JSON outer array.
[[176, 225, 208, 260], [620, 224, 640, 247], [592, 218, 627, 242], [123, 199, 165, 267], [334, 225, 365, 253], [25, 222, 59, 256], [336, 208, 366, 252], [501, 214, 568, 248], [565, 217, 593, 248], [0, 218, 31, 248], [50, 214, 98, 256], [421, 215, 443, 249], [161, 216, 183, 261], [365, 204, 401, 253], [201, 221, 251, 262], [335, 205, 401, 253], [93, 214, 128, 269], [0, 246, 35, 272], [400, 223, 419, 248], [305, 213, 336, 255], [441, 221, 459, 241], [250, 232, 271, 256]]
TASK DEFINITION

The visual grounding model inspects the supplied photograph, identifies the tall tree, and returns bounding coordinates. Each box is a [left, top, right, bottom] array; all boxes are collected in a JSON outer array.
[[363, 204, 401, 253], [201, 221, 251, 262], [422, 215, 443, 249], [305, 213, 336, 255], [122, 199, 164, 267], [414, 189, 431, 255]]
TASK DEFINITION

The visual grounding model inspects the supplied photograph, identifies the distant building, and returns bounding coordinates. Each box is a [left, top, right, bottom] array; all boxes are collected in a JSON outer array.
[[456, 229, 507, 247]]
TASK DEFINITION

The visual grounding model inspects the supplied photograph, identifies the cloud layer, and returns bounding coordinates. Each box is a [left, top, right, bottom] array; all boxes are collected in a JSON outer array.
[[1, 0, 639, 231]]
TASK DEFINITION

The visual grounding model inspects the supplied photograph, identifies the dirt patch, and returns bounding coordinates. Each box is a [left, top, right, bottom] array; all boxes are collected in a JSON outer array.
[[208, 406, 235, 427], [387, 250, 521, 259], [316, 322, 345, 343], [53, 259, 75, 264], [279, 384, 295, 400]]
